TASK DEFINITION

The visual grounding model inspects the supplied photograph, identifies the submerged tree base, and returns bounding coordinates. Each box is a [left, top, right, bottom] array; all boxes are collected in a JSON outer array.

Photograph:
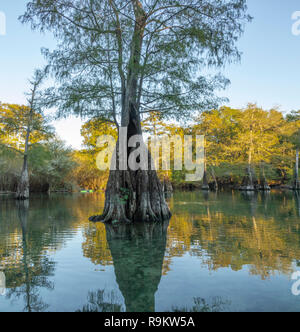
[[293, 180, 300, 191], [163, 177, 173, 196], [15, 174, 30, 201], [201, 171, 210, 191], [239, 166, 258, 192], [201, 185, 210, 191], [89, 168, 172, 224], [259, 186, 271, 192], [259, 185, 271, 191], [239, 185, 256, 192], [15, 196, 30, 201]]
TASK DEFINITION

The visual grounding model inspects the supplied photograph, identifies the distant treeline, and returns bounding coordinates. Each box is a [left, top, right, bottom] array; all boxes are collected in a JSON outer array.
[[0, 103, 299, 193], [78, 104, 300, 191]]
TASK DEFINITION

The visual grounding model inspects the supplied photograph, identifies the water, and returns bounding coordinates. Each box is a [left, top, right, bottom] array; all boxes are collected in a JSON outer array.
[[0, 191, 300, 312]]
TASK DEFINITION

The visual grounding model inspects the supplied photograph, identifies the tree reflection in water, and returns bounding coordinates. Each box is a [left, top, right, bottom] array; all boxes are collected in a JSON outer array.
[[82, 219, 232, 312], [104, 220, 169, 312], [80, 191, 300, 311], [5, 201, 55, 312], [4, 200, 55, 312], [77, 290, 123, 312], [1, 191, 300, 312], [77, 292, 231, 313], [171, 297, 231, 313], [295, 192, 300, 217]]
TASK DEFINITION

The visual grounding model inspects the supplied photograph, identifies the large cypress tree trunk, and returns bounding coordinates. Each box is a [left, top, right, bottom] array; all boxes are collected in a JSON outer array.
[[90, 116, 171, 224], [90, 75, 171, 224], [100, 168, 171, 223]]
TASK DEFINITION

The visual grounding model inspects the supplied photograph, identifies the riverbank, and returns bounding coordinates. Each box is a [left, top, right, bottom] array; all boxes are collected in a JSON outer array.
[[1, 182, 299, 196], [172, 182, 299, 192]]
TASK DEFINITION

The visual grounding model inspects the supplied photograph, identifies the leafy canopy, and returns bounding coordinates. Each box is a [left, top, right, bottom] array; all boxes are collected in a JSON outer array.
[[21, 0, 251, 125], [0, 103, 54, 153]]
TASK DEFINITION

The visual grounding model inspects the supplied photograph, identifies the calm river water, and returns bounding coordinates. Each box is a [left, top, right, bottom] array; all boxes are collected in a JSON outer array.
[[0, 191, 300, 312]]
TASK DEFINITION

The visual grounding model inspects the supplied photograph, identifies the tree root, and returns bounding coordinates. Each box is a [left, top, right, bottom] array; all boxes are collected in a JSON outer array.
[[89, 169, 172, 224]]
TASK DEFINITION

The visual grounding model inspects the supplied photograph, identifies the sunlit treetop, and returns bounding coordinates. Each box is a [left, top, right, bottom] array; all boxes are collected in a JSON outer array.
[[0, 103, 54, 152]]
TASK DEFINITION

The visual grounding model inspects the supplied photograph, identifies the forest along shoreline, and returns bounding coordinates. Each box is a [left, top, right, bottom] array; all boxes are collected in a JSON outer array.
[[1, 105, 300, 195]]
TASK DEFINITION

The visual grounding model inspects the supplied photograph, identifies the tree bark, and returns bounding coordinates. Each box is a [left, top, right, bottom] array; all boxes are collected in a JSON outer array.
[[201, 170, 210, 191], [16, 89, 35, 200], [210, 166, 218, 191], [259, 162, 270, 191], [240, 117, 256, 191], [90, 91, 171, 223], [90, 134, 171, 224], [202, 142, 210, 190], [239, 165, 256, 191], [16, 119, 31, 200], [163, 176, 173, 197], [90, 116, 172, 225], [16, 154, 30, 200]]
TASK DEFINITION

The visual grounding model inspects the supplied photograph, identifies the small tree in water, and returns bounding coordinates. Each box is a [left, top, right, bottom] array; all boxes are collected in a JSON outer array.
[[0, 70, 53, 199], [21, 0, 251, 222]]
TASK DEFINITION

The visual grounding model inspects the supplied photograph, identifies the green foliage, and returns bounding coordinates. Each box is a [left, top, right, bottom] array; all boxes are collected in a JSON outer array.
[[81, 117, 118, 150], [285, 110, 300, 149], [119, 187, 130, 205], [0, 138, 75, 193], [20, 0, 251, 123], [0, 103, 54, 152], [70, 151, 109, 191], [67, 117, 118, 191], [192, 105, 300, 185], [0, 102, 75, 192], [1, 103, 299, 192], [29, 139, 76, 191]]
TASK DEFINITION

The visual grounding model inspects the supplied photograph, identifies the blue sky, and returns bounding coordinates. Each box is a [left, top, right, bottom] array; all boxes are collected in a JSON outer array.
[[0, 0, 300, 148]]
